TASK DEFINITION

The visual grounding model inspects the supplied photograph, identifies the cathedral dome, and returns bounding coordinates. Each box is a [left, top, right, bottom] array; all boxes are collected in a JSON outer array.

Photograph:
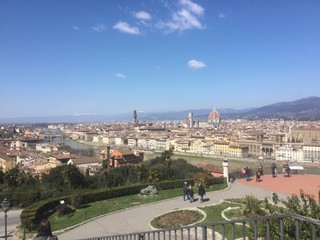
[[208, 107, 221, 123]]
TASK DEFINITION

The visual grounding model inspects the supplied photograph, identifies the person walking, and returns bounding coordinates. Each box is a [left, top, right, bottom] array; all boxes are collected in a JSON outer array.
[[183, 182, 188, 201], [198, 184, 206, 202], [187, 184, 194, 203]]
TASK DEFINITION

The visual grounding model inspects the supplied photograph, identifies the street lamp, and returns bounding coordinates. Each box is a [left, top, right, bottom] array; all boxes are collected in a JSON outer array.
[[1, 197, 10, 240]]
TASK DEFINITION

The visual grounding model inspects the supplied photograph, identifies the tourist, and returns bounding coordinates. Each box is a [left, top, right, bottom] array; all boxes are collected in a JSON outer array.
[[183, 182, 188, 201], [33, 218, 58, 240], [198, 184, 206, 202], [271, 163, 277, 177], [241, 166, 246, 177], [259, 164, 263, 175], [245, 166, 250, 181], [256, 169, 261, 182], [187, 184, 194, 203]]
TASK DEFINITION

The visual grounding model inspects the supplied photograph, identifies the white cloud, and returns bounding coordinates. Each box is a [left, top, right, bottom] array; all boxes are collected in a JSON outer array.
[[113, 21, 141, 35], [218, 13, 226, 18], [72, 25, 80, 30], [187, 59, 207, 69], [92, 24, 106, 32], [180, 0, 204, 16], [73, 113, 96, 116], [115, 73, 126, 79], [134, 11, 151, 21], [158, 0, 205, 32]]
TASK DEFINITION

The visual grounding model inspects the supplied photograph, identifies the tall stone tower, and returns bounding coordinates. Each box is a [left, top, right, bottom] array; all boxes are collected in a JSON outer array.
[[132, 110, 137, 125], [188, 112, 194, 129]]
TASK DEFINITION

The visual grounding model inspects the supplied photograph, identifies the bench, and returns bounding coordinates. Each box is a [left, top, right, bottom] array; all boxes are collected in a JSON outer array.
[[289, 165, 304, 174]]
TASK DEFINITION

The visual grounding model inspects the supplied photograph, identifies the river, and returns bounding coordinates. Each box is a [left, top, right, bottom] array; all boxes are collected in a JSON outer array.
[[49, 137, 103, 156]]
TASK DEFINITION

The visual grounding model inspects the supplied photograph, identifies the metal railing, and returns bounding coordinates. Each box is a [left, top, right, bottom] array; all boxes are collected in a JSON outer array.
[[82, 213, 320, 240]]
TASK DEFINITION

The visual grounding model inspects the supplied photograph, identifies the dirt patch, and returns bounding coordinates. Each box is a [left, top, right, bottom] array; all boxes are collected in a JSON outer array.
[[150, 209, 204, 229]]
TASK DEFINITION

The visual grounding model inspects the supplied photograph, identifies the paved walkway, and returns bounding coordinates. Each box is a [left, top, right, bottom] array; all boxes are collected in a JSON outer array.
[[238, 173, 320, 197], [57, 181, 290, 240]]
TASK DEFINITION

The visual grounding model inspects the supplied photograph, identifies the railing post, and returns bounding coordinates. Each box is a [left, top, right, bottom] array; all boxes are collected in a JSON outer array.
[[202, 225, 207, 240], [280, 219, 284, 240], [266, 220, 270, 240], [242, 222, 246, 240], [295, 220, 299, 240], [139, 233, 144, 240], [254, 221, 257, 239], [311, 224, 316, 240]]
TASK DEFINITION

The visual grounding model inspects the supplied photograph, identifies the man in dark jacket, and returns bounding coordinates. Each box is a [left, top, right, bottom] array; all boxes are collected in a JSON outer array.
[[198, 184, 206, 202]]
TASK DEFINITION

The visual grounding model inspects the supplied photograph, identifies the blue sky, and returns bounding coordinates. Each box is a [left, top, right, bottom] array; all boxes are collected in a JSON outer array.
[[1, 0, 320, 118]]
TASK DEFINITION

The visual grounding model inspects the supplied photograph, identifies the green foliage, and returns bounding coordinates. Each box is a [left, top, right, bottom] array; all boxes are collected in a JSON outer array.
[[194, 172, 210, 187], [71, 193, 83, 209], [242, 195, 266, 217], [275, 190, 320, 239], [148, 167, 161, 183], [241, 190, 320, 239], [20, 198, 62, 230], [4, 168, 37, 187], [42, 165, 87, 189], [38, 184, 63, 200]]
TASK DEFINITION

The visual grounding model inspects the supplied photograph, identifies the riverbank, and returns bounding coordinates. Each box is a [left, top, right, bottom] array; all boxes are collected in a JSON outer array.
[[57, 139, 320, 175]]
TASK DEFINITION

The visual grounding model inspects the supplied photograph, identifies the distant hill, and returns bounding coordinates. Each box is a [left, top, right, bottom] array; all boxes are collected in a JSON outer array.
[[1, 97, 320, 123], [222, 96, 320, 120]]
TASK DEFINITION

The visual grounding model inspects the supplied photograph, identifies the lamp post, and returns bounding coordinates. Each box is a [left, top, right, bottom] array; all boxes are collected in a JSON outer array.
[[1, 197, 10, 240], [223, 157, 229, 183]]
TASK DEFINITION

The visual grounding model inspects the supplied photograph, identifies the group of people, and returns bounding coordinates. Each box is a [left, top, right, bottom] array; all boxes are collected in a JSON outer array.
[[242, 162, 292, 182], [183, 182, 206, 203]]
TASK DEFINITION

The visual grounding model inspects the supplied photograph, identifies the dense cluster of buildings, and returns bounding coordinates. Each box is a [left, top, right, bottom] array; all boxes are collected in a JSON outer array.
[[1, 107, 320, 177]]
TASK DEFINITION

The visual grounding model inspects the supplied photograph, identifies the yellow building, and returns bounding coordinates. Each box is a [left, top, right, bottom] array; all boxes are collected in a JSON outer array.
[[0, 152, 17, 172], [213, 141, 230, 156], [229, 145, 249, 157]]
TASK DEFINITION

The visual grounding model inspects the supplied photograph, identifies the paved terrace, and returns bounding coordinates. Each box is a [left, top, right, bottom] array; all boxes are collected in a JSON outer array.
[[56, 173, 320, 240]]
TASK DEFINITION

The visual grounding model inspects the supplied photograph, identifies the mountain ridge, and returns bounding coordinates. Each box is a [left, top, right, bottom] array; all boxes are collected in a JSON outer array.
[[1, 96, 320, 124]]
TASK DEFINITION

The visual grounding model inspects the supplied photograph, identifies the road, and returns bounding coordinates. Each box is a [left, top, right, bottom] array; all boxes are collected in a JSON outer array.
[[0, 209, 22, 239]]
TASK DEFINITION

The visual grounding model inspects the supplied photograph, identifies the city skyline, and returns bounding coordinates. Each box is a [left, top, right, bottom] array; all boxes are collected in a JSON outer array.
[[1, 0, 320, 118]]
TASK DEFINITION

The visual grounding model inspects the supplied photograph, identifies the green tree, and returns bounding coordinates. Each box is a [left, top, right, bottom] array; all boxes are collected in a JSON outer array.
[[148, 168, 160, 183], [61, 164, 87, 189], [4, 168, 36, 187], [0, 167, 5, 184], [162, 150, 173, 179], [43, 164, 86, 189], [4, 168, 21, 186], [194, 172, 210, 187], [134, 165, 145, 183]]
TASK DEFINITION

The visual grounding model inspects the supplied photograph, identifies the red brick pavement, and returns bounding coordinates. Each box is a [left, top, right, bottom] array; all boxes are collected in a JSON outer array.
[[238, 173, 320, 198]]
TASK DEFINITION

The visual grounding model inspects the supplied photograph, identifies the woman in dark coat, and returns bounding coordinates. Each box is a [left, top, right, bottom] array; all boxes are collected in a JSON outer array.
[[198, 184, 206, 202], [33, 218, 58, 240]]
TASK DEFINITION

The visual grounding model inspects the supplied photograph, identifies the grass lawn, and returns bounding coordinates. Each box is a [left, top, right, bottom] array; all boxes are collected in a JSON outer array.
[[200, 201, 245, 239], [50, 183, 228, 231]]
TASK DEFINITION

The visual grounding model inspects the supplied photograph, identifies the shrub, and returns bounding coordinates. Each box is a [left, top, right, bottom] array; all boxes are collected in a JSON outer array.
[[71, 193, 83, 209]]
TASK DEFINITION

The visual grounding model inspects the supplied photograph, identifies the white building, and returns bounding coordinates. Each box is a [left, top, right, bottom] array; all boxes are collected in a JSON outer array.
[[275, 145, 304, 162], [303, 144, 320, 163]]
